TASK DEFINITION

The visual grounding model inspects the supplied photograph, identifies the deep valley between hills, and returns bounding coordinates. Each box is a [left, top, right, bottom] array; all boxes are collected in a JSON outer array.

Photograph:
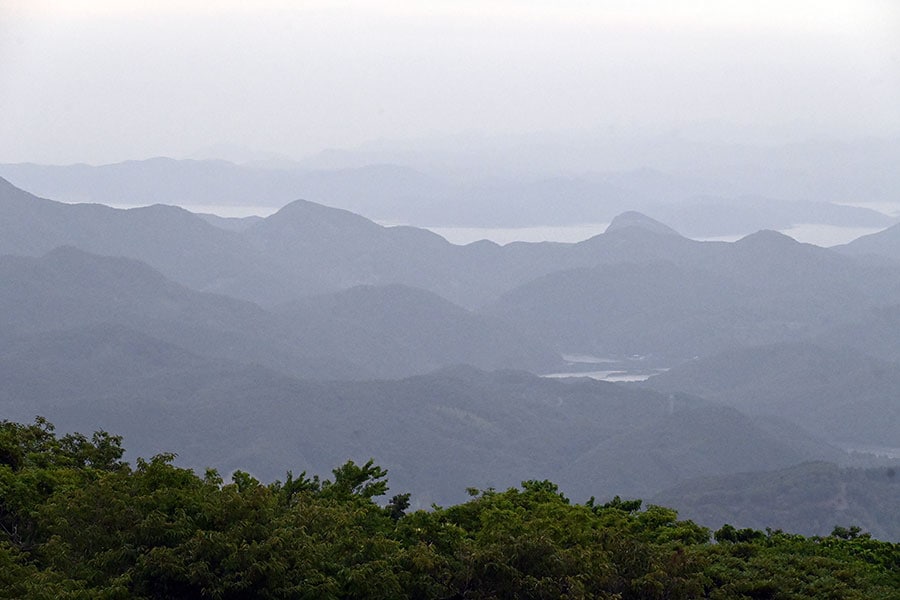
[[2, 176, 900, 540]]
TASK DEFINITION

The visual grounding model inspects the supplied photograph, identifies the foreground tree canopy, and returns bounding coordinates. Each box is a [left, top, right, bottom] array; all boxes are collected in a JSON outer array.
[[1, 419, 898, 599]]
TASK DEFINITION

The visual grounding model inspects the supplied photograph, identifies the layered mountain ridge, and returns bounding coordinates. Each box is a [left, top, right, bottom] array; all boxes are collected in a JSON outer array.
[[3, 175, 900, 531]]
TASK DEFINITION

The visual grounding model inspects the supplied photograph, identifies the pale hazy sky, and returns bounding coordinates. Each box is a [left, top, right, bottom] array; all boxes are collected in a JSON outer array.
[[1, 0, 898, 164]]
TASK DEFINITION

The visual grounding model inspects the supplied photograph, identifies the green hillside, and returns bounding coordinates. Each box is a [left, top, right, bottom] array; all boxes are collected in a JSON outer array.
[[2, 419, 898, 599]]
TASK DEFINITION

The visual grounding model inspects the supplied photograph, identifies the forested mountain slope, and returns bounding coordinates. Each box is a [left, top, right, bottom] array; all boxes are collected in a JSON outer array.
[[7, 176, 900, 322], [0, 344, 842, 506], [0, 248, 560, 379], [643, 342, 900, 447], [653, 462, 900, 540], [2, 417, 898, 599]]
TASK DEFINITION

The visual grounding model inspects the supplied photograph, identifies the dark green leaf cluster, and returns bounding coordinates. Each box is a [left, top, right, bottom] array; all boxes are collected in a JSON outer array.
[[1, 419, 898, 599]]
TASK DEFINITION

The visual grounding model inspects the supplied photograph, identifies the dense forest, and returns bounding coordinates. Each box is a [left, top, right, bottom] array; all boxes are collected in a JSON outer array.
[[2, 418, 898, 599]]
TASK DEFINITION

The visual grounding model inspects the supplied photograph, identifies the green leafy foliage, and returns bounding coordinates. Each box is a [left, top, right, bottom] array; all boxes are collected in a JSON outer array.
[[1, 418, 898, 599]]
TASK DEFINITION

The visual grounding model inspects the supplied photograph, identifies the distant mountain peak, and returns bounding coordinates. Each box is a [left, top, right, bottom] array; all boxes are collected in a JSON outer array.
[[735, 229, 799, 246], [262, 198, 379, 230], [605, 211, 681, 237]]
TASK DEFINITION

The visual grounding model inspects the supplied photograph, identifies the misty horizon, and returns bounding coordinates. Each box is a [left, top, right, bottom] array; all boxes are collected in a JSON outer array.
[[3, 1, 899, 165]]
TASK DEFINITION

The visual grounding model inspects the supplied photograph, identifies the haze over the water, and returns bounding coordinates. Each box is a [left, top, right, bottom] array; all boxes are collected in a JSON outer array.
[[2, 0, 898, 165]]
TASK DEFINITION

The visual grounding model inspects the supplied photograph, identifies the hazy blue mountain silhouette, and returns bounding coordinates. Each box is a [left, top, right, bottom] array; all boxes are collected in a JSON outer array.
[[275, 284, 560, 378], [1, 175, 893, 521], [604, 210, 683, 236], [485, 229, 900, 361], [836, 222, 900, 262], [650, 195, 892, 238], [560, 404, 844, 499], [0, 345, 842, 507], [0, 247, 560, 378], [1, 158, 892, 233], [0, 247, 363, 379], [643, 342, 900, 446], [814, 304, 900, 366], [0, 177, 287, 301], [6, 176, 900, 364]]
